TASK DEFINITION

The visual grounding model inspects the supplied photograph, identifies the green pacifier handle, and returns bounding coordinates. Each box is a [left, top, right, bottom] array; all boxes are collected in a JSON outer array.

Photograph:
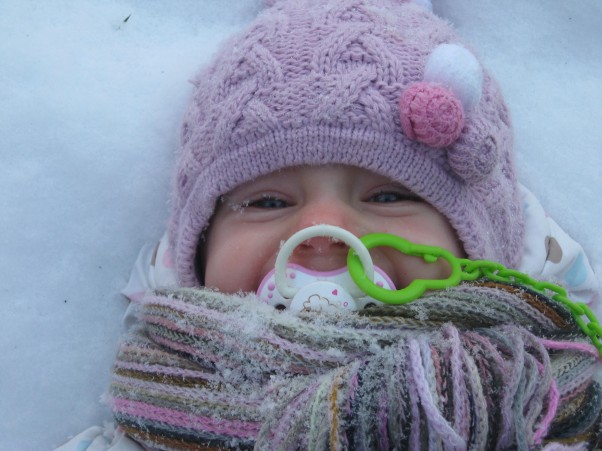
[[347, 232, 602, 358], [347, 233, 462, 304]]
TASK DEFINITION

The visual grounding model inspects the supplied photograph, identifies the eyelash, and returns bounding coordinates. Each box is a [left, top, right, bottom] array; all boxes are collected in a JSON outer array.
[[246, 195, 290, 209], [367, 191, 420, 203], [228, 190, 420, 210]]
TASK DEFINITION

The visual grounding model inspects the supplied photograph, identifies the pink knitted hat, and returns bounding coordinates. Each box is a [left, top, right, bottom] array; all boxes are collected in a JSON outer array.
[[169, 0, 524, 286]]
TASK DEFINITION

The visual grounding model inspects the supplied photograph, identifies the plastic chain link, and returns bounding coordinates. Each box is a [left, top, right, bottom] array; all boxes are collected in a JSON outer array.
[[347, 232, 602, 357]]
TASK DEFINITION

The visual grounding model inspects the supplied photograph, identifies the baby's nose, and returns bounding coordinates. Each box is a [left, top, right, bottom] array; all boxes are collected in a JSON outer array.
[[295, 199, 358, 235]]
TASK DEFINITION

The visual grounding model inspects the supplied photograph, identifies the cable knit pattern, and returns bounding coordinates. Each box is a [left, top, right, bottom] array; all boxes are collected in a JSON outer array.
[[170, 0, 523, 286], [109, 283, 602, 450]]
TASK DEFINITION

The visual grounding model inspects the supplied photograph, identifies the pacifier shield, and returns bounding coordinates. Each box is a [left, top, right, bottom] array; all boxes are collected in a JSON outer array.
[[257, 263, 395, 311], [289, 281, 356, 314]]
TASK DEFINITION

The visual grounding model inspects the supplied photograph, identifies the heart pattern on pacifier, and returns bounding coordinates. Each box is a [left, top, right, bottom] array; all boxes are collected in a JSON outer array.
[[256, 225, 396, 314], [257, 263, 395, 312]]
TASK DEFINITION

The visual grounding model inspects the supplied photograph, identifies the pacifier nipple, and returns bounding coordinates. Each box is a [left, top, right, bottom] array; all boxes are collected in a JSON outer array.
[[256, 225, 395, 314]]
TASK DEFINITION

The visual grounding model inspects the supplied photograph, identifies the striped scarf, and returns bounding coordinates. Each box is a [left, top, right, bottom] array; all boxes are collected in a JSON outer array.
[[109, 282, 602, 450]]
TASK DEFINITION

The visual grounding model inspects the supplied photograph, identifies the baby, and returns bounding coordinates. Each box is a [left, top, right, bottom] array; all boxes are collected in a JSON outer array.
[[202, 165, 464, 297], [59, 0, 601, 449]]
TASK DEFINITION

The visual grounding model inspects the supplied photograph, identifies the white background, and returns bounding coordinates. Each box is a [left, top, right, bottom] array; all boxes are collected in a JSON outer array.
[[1, 1, 601, 449]]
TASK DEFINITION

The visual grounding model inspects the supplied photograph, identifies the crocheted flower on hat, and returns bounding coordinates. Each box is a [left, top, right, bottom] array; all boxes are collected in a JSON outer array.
[[399, 82, 464, 148], [448, 118, 499, 183], [399, 43, 503, 183], [399, 43, 483, 150]]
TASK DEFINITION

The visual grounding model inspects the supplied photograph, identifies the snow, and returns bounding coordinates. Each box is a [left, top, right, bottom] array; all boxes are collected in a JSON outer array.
[[0, 0, 600, 449]]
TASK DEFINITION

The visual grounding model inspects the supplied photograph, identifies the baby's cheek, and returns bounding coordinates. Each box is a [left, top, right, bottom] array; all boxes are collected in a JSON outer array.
[[204, 253, 264, 294], [203, 254, 234, 291], [205, 271, 247, 293]]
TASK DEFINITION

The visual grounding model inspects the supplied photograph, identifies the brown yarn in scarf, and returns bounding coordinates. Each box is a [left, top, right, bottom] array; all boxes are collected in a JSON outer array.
[[108, 282, 602, 450]]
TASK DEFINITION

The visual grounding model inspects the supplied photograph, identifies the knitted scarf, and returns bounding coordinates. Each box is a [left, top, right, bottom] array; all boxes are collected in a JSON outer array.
[[108, 282, 602, 450]]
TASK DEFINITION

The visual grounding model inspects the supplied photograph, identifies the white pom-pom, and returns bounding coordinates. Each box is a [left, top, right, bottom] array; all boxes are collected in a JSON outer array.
[[423, 44, 483, 111], [409, 0, 433, 11]]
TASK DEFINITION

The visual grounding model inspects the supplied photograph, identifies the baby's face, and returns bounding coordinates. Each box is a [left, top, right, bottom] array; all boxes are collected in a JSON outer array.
[[203, 165, 464, 294]]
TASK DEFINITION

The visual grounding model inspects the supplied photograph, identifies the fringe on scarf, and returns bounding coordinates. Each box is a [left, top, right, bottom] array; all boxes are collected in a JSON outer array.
[[108, 281, 602, 450]]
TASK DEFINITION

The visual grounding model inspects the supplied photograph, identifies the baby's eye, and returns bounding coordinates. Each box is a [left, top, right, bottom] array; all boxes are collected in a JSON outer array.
[[369, 192, 402, 203], [367, 191, 419, 203], [247, 195, 290, 209]]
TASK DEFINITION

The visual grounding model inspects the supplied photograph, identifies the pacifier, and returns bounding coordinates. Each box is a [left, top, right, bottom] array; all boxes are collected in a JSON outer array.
[[254, 225, 602, 357], [256, 225, 395, 314], [257, 264, 395, 313]]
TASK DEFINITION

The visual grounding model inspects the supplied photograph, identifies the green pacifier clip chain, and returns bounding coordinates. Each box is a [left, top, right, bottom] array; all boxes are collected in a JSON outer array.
[[347, 232, 602, 357]]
